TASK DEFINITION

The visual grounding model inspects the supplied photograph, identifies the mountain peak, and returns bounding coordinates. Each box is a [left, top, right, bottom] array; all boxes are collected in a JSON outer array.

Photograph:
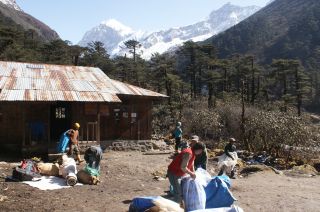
[[80, 4, 261, 59], [0, 0, 21, 11], [101, 19, 133, 36]]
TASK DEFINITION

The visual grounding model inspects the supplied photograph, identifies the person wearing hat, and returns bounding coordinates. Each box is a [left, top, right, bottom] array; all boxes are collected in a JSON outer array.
[[172, 122, 183, 153], [67, 123, 83, 163], [220, 137, 237, 178], [167, 142, 206, 203], [190, 135, 208, 170], [225, 138, 237, 160]]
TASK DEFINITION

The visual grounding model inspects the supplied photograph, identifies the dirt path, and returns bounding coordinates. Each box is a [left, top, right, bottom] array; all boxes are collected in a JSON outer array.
[[0, 152, 319, 212]]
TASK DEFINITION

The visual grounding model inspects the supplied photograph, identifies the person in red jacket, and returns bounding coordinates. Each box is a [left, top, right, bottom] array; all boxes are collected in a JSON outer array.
[[167, 142, 206, 203]]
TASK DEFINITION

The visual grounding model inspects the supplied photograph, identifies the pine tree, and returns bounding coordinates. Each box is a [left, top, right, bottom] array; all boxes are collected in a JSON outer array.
[[123, 39, 141, 62]]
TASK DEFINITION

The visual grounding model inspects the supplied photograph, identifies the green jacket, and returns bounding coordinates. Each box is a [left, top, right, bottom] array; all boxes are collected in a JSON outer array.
[[194, 147, 208, 170]]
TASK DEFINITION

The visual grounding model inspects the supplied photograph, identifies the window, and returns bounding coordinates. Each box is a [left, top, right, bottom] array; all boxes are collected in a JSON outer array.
[[114, 109, 120, 121], [55, 107, 66, 119], [123, 112, 128, 118], [131, 113, 137, 123]]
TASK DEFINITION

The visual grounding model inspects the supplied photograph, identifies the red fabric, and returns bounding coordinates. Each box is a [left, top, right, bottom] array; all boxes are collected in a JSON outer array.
[[168, 148, 195, 177]]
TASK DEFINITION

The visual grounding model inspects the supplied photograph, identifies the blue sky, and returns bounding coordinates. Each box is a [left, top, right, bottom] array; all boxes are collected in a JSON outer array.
[[17, 0, 270, 44]]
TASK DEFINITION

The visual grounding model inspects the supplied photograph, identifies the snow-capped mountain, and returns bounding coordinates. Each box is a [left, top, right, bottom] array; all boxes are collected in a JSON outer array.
[[79, 19, 150, 54], [0, 0, 21, 11], [79, 3, 261, 59]]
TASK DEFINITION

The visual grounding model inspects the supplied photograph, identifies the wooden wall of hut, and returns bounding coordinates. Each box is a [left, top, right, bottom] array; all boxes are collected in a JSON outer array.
[[0, 98, 154, 154], [100, 97, 152, 140]]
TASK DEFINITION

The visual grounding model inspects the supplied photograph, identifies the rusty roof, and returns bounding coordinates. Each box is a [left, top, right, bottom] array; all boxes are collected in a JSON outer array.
[[0, 61, 167, 102]]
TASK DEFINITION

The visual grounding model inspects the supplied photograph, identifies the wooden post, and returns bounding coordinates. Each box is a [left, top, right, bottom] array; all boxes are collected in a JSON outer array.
[[87, 122, 89, 142], [138, 120, 140, 141], [48, 103, 51, 145], [97, 103, 101, 143], [22, 103, 26, 147]]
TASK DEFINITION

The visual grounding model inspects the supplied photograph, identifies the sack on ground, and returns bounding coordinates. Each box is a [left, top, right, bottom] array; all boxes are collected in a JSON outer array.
[[59, 155, 77, 186], [129, 196, 183, 212], [195, 168, 212, 187], [182, 176, 206, 211], [129, 196, 159, 212], [84, 164, 100, 177], [205, 176, 236, 209], [37, 163, 59, 176], [77, 170, 99, 185], [12, 159, 41, 181], [152, 197, 183, 212], [189, 205, 244, 212]]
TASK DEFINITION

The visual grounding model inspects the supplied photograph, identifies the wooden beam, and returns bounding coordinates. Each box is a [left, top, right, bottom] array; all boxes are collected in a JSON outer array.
[[22, 103, 26, 147], [97, 111, 101, 143], [47, 103, 51, 146]]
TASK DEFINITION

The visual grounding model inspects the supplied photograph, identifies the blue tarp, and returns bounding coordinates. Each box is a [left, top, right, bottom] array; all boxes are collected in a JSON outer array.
[[205, 175, 236, 209], [130, 175, 235, 212], [57, 131, 70, 153], [129, 196, 159, 212]]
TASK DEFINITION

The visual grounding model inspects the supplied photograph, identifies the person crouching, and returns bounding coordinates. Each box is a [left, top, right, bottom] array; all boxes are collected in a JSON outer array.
[[167, 142, 206, 203], [84, 146, 103, 170]]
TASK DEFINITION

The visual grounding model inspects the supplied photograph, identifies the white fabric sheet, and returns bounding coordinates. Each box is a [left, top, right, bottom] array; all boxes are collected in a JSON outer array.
[[22, 176, 82, 190]]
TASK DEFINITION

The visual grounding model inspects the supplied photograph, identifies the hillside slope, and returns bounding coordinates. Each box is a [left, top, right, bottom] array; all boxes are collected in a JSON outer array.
[[206, 0, 320, 68], [0, 1, 59, 41]]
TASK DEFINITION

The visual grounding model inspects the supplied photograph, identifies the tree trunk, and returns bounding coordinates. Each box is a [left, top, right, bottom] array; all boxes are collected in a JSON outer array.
[[198, 66, 203, 96], [236, 55, 240, 92], [295, 66, 302, 116], [133, 46, 136, 62], [208, 82, 214, 109], [223, 67, 227, 93], [283, 73, 288, 112], [240, 80, 248, 150], [250, 57, 255, 105]]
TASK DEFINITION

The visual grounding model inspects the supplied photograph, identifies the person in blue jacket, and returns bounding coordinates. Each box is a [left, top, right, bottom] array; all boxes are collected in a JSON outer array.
[[172, 122, 182, 153]]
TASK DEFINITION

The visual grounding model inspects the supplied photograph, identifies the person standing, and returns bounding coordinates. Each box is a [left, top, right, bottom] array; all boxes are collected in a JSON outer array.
[[173, 122, 183, 153], [67, 123, 83, 163], [190, 135, 208, 170], [167, 142, 206, 203]]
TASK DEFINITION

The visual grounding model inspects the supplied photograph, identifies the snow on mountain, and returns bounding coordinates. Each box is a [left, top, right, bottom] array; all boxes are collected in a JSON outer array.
[[0, 0, 21, 11], [101, 19, 133, 36], [79, 3, 261, 59]]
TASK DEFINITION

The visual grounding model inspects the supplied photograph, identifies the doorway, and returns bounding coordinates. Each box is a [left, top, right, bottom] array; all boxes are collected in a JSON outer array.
[[50, 102, 72, 141]]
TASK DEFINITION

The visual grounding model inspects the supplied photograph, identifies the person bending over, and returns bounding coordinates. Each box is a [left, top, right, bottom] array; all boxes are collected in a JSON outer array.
[[167, 142, 205, 203]]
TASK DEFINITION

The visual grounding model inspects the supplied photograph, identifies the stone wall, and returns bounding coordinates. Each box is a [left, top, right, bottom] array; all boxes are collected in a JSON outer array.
[[101, 140, 172, 152]]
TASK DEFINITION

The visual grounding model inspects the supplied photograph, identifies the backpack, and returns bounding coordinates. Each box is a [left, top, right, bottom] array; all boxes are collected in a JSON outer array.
[[12, 159, 41, 181], [57, 131, 70, 153]]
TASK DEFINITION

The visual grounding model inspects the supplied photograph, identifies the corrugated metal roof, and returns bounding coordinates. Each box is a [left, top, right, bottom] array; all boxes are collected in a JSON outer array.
[[0, 61, 166, 102], [110, 79, 168, 98]]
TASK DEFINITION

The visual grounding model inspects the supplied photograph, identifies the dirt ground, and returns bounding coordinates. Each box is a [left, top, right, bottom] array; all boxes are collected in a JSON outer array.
[[0, 151, 319, 212]]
